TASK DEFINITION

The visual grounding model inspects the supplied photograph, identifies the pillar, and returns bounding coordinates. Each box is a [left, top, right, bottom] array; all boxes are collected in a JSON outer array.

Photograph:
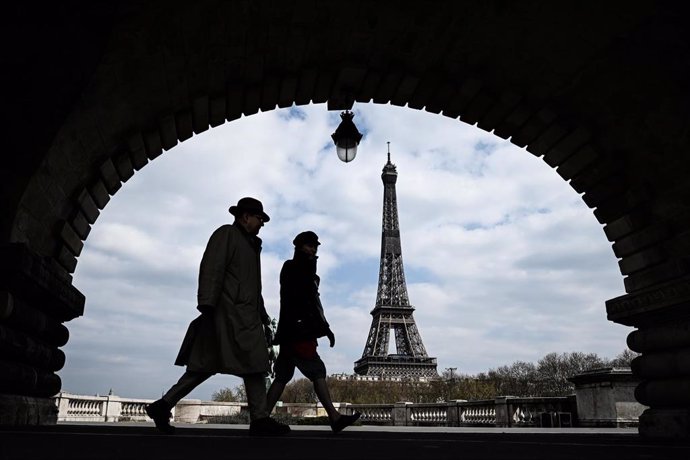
[[174, 399, 202, 423], [392, 402, 412, 426], [0, 243, 84, 425], [606, 274, 690, 438], [569, 367, 645, 427]]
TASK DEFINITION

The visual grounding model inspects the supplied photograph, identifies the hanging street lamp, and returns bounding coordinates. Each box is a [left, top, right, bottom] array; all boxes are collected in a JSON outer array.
[[331, 110, 363, 162]]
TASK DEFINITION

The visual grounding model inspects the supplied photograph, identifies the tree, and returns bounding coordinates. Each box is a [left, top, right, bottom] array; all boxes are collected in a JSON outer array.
[[487, 361, 538, 397], [211, 349, 635, 403], [609, 348, 639, 367], [212, 384, 246, 402], [440, 372, 496, 401], [535, 352, 606, 396], [280, 378, 317, 403], [456, 374, 496, 400]]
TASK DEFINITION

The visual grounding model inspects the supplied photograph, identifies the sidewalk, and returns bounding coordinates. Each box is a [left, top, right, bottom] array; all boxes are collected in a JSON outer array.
[[1, 423, 687, 460], [61, 420, 642, 434]]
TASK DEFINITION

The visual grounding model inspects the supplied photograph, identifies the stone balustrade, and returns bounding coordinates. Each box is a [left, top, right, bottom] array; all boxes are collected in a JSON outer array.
[[342, 396, 575, 427], [53, 393, 335, 424], [54, 392, 160, 423], [348, 403, 394, 425], [53, 392, 576, 427], [456, 400, 497, 426], [53, 368, 644, 427]]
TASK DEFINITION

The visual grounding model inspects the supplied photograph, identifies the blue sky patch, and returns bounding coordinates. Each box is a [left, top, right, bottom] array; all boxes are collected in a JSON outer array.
[[279, 106, 308, 121], [474, 140, 497, 155]]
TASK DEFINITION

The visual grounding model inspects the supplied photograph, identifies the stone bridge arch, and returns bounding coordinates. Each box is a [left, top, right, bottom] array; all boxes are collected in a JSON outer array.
[[2, 1, 690, 437]]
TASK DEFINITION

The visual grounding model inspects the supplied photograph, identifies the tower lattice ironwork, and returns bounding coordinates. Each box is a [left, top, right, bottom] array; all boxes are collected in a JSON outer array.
[[354, 146, 438, 380]]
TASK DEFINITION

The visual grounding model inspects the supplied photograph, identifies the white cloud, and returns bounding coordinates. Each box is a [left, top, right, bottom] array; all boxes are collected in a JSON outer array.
[[62, 103, 630, 400]]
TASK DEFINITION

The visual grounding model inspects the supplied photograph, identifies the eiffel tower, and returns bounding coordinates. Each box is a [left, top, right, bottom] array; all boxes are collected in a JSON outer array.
[[354, 144, 438, 380]]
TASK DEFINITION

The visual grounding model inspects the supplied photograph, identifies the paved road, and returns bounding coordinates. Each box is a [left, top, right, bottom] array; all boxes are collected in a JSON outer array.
[[1, 423, 689, 459]]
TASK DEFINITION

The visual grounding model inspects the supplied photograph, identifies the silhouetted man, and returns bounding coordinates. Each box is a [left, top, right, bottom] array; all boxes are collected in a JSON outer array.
[[146, 197, 290, 436]]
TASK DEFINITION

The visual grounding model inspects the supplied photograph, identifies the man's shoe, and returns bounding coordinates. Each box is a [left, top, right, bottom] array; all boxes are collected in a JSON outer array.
[[145, 399, 175, 434], [331, 412, 361, 433], [249, 417, 291, 436]]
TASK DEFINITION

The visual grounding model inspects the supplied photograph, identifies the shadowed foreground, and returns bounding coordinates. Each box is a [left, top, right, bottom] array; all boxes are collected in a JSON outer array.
[[1, 424, 689, 460]]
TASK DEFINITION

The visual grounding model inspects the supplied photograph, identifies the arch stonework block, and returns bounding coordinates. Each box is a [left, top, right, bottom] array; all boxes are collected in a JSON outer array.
[[209, 96, 227, 126], [458, 90, 495, 126], [542, 127, 591, 168], [126, 134, 149, 171], [69, 210, 92, 242], [525, 122, 568, 158], [58, 222, 83, 258], [278, 75, 299, 109], [493, 103, 534, 140], [612, 225, 667, 259], [98, 159, 122, 196], [158, 115, 178, 151], [476, 90, 521, 133], [174, 111, 194, 143], [191, 96, 211, 134], [581, 175, 627, 210], [143, 130, 163, 160], [113, 151, 135, 184], [88, 180, 110, 211], [4, 0, 690, 437]]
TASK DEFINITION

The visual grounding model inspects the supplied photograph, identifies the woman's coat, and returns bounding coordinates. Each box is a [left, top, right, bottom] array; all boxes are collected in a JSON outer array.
[[273, 251, 330, 345]]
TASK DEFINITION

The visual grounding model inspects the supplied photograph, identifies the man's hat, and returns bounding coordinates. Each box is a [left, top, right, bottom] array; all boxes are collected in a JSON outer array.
[[293, 231, 320, 247], [228, 197, 270, 222]]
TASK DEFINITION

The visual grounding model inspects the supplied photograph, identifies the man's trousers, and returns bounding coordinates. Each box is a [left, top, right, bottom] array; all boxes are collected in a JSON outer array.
[[161, 370, 269, 421]]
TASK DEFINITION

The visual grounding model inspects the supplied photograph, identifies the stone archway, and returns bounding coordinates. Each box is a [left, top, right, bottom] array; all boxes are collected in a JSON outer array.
[[3, 1, 690, 437]]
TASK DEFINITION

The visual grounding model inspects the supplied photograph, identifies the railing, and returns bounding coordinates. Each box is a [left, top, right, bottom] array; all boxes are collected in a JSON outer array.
[[457, 400, 497, 426], [119, 399, 152, 421], [347, 404, 394, 425], [343, 396, 575, 427], [506, 397, 575, 427], [53, 369, 646, 427], [54, 392, 162, 423], [65, 395, 102, 418], [54, 392, 575, 427], [409, 402, 448, 425]]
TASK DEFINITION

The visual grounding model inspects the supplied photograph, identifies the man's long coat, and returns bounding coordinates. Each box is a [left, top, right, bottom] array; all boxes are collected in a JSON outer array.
[[175, 224, 270, 375]]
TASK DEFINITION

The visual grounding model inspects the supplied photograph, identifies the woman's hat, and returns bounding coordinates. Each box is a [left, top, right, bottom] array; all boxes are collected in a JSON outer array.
[[293, 231, 320, 247], [228, 197, 270, 222]]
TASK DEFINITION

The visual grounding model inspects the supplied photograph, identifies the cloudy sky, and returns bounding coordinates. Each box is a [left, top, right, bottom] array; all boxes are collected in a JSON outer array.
[[61, 103, 631, 401]]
